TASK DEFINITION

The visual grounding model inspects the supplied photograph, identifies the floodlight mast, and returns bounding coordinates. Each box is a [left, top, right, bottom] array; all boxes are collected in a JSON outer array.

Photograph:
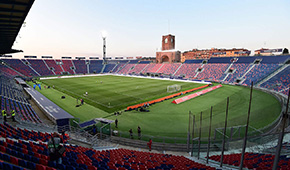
[[102, 31, 107, 65], [102, 36, 106, 64]]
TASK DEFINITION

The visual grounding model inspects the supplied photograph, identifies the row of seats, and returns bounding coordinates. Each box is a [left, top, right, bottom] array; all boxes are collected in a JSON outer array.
[[175, 64, 200, 78], [209, 152, 290, 170], [1, 95, 42, 124], [103, 64, 115, 73], [0, 122, 216, 170], [156, 63, 181, 75], [0, 64, 20, 76], [61, 60, 75, 74], [243, 64, 280, 85], [224, 63, 251, 83], [26, 59, 54, 76], [117, 64, 136, 74], [142, 64, 163, 73], [196, 64, 229, 81], [0, 79, 28, 104], [260, 65, 290, 95], [128, 64, 148, 74], [89, 60, 103, 74], [2, 59, 38, 77]]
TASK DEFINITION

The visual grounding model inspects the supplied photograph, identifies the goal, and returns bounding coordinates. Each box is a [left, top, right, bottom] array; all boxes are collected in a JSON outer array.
[[167, 84, 181, 93]]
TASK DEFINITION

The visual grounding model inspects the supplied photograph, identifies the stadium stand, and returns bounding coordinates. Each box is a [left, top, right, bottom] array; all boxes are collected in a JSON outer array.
[[243, 64, 281, 85], [257, 55, 290, 64], [156, 63, 181, 75], [234, 56, 255, 63], [112, 63, 126, 73], [128, 63, 149, 74], [44, 59, 63, 75], [61, 59, 75, 74], [103, 64, 116, 73], [128, 60, 139, 64], [0, 64, 21, 76], [2, 59, 38, 77], [174, 64, 200, 78], [209, 152, 290, 170], [0, 121, 218, 170], [224, 63, 251, 83], [139, 60, 151, 64], [197, 63, 229, 81], [26, 59, 54, 76], [260, 65, 290, 95], [89, 60, 103, 74], [73, 60, 87, 74], [208, 57, 234, 63], [184, 59, 203, 64], [118, 64, 136, 74], [142, 63, 163, 73]]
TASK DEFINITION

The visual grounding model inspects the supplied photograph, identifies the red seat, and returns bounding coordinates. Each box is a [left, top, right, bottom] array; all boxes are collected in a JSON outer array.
[[36, 164, 46, 170], [88, 165, 97, 170], [10, 156, 18, 165], [39, 159, 48, 166], [0, 145, 6, 153]]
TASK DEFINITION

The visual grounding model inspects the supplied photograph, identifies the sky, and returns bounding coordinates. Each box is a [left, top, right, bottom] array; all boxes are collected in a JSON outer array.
[[12, 0, 290, 59]]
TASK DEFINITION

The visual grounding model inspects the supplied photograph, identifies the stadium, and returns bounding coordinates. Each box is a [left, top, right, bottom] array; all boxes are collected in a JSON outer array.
[[1, 1, 290, 170]]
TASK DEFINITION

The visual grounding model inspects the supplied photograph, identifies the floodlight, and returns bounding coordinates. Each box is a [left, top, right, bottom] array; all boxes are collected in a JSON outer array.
[[101, 31, 107, 39]]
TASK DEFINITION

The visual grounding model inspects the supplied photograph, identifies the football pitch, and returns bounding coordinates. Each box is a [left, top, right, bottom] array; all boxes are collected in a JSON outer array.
[[37, 75, 281, 139], [40, 75, 203, 112]]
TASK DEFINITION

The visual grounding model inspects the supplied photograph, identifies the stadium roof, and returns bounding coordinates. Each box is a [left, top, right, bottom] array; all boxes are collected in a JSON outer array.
[[0, 0, 35, 55]]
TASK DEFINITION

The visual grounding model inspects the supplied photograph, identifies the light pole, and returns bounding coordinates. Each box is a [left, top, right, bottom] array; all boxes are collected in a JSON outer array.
[[101, 31, 107, 65]]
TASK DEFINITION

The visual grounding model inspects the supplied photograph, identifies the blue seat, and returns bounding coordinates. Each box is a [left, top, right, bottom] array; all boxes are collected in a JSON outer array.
[[66, 165, 76, 170], [32, 157, 39, 163], [70, 162, 79, 167], [3, 154, 10, 162], [11, 150, 18, 157], [57, 164, 66, 170], [28, 150, 34, 156], [18, 159, 27, 168], [6, 148, 12, 155], [79, 164, 87, 169], [48, 161, 57, 168], [24, 154, 32, 162], [2, 162, 13, 170], [17, 152, 25, 159], [13, 165, 24, 170], [27, 161, 36, 170]]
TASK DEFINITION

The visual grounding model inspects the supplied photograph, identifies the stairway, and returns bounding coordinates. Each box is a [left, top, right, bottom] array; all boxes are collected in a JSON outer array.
[[173, 63, 183, 76]]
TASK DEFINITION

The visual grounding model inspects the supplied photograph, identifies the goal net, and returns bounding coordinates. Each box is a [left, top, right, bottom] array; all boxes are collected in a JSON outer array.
[[167, 84, 181, 93]]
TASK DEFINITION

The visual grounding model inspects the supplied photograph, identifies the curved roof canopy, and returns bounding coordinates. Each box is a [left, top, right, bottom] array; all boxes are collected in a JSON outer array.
[[0, 0, 34, 55]]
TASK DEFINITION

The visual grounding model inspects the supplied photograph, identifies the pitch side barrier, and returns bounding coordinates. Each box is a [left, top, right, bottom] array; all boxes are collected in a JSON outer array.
[[172, 84, 222, 104], [126, 84, 211, 111]]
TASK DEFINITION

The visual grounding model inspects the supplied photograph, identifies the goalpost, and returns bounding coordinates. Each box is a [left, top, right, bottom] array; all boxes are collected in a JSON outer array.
[[167, 84, 181, 93]]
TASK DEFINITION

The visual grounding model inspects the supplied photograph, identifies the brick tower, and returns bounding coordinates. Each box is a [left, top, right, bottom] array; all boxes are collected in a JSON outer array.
[[162, 34, 175, 50], [156, 34, 180, 63]]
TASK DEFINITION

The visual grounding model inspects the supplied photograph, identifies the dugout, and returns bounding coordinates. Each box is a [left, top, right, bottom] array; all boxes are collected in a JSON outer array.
[[79, 118, 113, 138]]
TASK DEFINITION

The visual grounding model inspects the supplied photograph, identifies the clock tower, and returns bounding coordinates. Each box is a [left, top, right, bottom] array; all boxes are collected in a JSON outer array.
[[162, 34, 175, 51], [156, 34, 180, 63]]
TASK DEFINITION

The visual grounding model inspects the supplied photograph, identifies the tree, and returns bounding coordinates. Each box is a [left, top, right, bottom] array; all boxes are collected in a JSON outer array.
[[283, 48, 289, 55]]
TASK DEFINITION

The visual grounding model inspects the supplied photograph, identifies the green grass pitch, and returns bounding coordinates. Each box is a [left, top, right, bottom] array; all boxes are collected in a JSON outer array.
[[36, 75, 281, 139]]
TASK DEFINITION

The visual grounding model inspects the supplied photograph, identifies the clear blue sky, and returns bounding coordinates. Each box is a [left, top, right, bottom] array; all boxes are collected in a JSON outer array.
[[13, 0, 290, 59]]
